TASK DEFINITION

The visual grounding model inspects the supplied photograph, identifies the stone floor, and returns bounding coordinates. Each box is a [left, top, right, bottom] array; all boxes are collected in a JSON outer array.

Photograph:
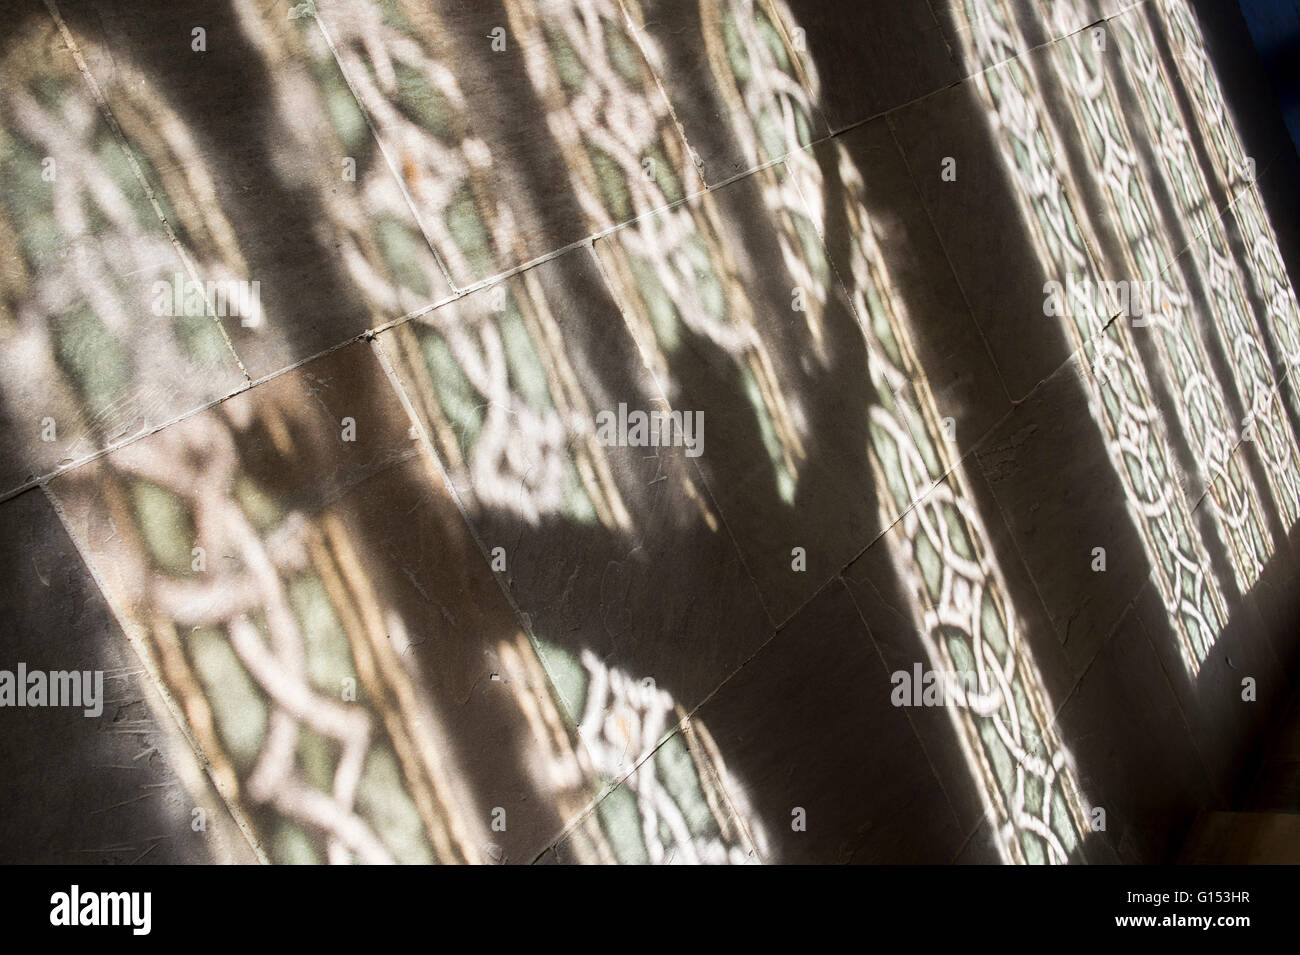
[[3, 0, 1300, 864]]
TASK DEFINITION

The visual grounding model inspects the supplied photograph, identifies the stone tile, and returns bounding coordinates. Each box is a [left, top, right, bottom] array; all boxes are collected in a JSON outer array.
[[322, 457, 610, 865], [972, 353, 1153, 677], [844, 468, 1079, 839], [790, 117, 1011, 455], [770, 0, 961, 134], [378, 248, 771, 723], [0, 7, 246, 494], [887, 76, 1080, 401], [624, 0, 830, 185], [59, 0, 454, 378], [314, 0, 703, 286], [694, 581, 965, 863], [0, 488, 253, 863], [961, 458, 1080, 705], [48, 342, 601, 864], [1055, 601, 1214, 863]]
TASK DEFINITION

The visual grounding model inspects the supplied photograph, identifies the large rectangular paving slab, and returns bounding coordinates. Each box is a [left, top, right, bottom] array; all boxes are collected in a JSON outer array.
[[0, 488, 254, 863], [971, 353, 1159, 677], [0, 5, 245, 493]]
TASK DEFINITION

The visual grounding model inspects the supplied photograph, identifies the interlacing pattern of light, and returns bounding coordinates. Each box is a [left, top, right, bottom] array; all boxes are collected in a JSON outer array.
[[695, 0, 1090, 863], [14, 0, 1295, 865], [0, 20, 240, 459], [571, 650, 761, 864], [1, 0, 764, 865], [1146, 0, 1300, 438], [958, 0, 1226, 671], [1046, 26, 1275, 594], [798, 151, 1090, 863], [0, 13, 473, 864], [59, 412, 488, 864], [278, 0, 772, 864], [1113, 11, 1300, 541]]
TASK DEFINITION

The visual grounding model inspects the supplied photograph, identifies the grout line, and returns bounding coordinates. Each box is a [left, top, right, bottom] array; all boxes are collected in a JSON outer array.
[[0, 377, 250, 506]]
